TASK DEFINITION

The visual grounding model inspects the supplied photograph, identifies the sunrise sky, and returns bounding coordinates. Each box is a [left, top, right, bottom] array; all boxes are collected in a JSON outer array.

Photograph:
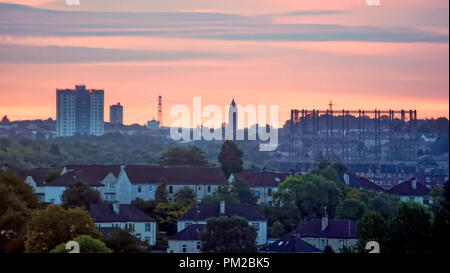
[[0, 0, 448, 127]]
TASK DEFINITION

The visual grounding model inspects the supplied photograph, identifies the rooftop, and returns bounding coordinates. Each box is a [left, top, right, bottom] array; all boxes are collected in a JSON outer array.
[[89, 204, 156, 223], [179, 202, 266, 222]]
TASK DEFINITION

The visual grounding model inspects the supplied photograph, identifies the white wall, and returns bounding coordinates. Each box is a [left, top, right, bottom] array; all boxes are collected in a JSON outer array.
[[167, 240, 201, 253]]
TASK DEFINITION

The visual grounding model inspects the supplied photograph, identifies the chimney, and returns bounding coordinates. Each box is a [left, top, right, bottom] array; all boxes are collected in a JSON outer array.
[[112, 202, 120, 215], [343, 173, 350, 185], [220, 200, 225, 214], [321, 207, 328, 231], [411, 178, 417, 190]]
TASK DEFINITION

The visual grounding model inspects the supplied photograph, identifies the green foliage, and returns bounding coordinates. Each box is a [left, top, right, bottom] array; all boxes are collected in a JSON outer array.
[[174, 187, 197, 206], [25, 205, 101, 253], [356, 211, 389, 252], [431, 181, 450, 253], [231, 179, 258, 205], [200, 216, 257, 253], [218, 141, 243, 178], [277, 173, 342, 220], [323, 245, 334, 253], [155, 182, 169, 203], [157, 146, 209, 166], [153, 202, 191, 236], [0, 171, 39, 253], [201, 185, 240, 204], [103, 229, 147, 253], [131, 198, 156, 216], [269, 221, 285, 238], [336, 198, 366, 221], [51, 235, 112, 253], [61, 180, 102, 209], [388, 202, 432, 254], [44, 170, 60, 182]]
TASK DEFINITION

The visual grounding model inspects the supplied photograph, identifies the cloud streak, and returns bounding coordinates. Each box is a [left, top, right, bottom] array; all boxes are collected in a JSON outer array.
[[0, 3, 447, 43]]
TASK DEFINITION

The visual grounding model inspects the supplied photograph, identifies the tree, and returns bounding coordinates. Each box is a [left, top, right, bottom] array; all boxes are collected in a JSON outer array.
[[61, 180, 102, 209], [336, 198, 367, 221], [218, 141, 243, 178], [200, 216, 257, 253], [155, 182, 169, 203], [51, 235, 112, 253], [157, 146, 209, 166], [131, 198, 156, 216], [201, 185, 240, 204], [174, 187, 197, 206], [0, 171, 39, 253], [104, 229, 148, 253], [431, 181, 450, 253], [153, 202, 190, 236], [25, 205, 101, 253], [388, 202, 432, 254], [356, 211, 388, 253], [269, 221, 285, 238], [323, 245, 334, 253], [276, 173, 342, 220], [232, 178, 257, 205]]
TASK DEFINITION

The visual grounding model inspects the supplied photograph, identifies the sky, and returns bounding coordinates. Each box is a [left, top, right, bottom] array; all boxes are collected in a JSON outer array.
[[0, 0, 448, 127]]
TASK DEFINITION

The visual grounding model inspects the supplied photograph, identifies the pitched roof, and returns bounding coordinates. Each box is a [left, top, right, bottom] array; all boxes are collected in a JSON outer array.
[[15, 169, 47, 186], [45, 170, 104, 187], [260, 235, 321, 253], [123, 166, 228, 185], [64, 165, 121, 183], [179, 203, 266, 222], [89, 204, 156, 223], [233, 170, 289, 187], [387, 178, 429, 196], [348, 174, 384, 192], [171, 224, 205, 241], [291, 218, 357, 239]]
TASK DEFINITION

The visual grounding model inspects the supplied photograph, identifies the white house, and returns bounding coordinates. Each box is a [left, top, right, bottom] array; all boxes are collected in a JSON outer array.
[[17, 169, 46, 202], [115, 165, 228, 204], [43, 169, 104, 204], [176, 200, 268, 246], [386, 177, 430, 205], [89, 203, 157, 245], [167, 224, 205, 253], [229, 170, 290, 205]]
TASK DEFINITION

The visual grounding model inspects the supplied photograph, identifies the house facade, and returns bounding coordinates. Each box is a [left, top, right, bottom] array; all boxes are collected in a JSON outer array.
[[89, 203, 157, 245], [386, 177, 430, 205], [177, 200, 268, 246], [167, 224, 205, 253], [229, 170, 290, 205], [290, 213, 357, 253]]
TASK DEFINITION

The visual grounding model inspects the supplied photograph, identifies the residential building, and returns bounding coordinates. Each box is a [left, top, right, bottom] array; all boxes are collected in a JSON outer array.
[[115, 165, 228, 204], [61, 165, 121, 202], [342, 173, 385, 193], [386, 177, 430, 204], [167, 224, 205, 253], [289, 213, 357, 253], [177, 200, 267, 245], [229, 170, 290, 205], [43, 169, 104, 204], [260, 234, 321, 253], [147, 119, 160, 129], [110, 103, 123, 125], [16, 169, 47, 202], [89, 203, 157, 245], [56, 85, 104, 137]]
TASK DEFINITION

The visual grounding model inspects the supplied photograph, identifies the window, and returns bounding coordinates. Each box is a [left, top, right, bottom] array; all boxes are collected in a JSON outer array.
[[149, 185, 153, 191], [169, 186, 173, 194], [145, 223, 151, 232], [207, 186, 211, 192], [339, 240, 345, 248], [268, 188, 272, 196], [255, 191, 260, 197], [196, 241, 201, 250], [138, 186, 142, 193], [185, 222, 192, 229], [182, 245, 187, 253], [198, 186, 201, 190]]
